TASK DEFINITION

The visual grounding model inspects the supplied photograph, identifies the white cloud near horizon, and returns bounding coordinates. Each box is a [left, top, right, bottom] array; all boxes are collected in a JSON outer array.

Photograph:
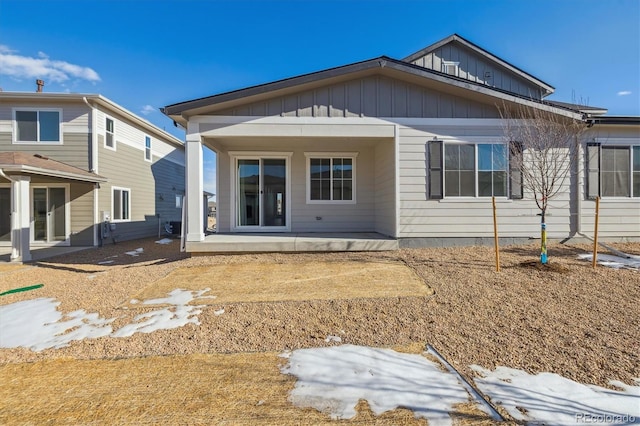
[[140, 105, 156, 115], [617, 90, 632, 96], [0, 46, 100, 84]]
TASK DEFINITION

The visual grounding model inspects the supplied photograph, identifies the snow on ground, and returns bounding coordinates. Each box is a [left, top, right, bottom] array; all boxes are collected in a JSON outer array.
[[281, 344, 479, 425], [0, 289, 211, 350], [471, 365, 640, 425], [578, 253, 640, 270], [0, 298, 114, 351]]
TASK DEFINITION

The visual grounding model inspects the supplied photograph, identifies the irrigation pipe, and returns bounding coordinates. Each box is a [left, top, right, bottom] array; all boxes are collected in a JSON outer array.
[[426, 344, 504, 422]]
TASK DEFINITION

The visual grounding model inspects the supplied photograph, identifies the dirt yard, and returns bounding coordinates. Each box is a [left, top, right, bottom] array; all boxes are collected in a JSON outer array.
[[0, 237, 638, 424]]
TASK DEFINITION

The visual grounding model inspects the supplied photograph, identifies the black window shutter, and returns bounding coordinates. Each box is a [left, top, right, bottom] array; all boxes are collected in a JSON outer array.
[[586, 143, 600, 200], [509, 141, 524, 199], [428, 140, 443, 199]]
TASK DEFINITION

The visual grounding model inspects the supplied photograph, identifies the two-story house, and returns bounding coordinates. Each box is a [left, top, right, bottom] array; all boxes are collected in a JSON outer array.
[[0, 91, 185, 261]]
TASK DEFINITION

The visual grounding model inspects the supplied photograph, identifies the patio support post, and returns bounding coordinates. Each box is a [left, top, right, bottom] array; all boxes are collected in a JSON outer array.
[[185, 130, 204, 242], [10, 175, 31, 262]]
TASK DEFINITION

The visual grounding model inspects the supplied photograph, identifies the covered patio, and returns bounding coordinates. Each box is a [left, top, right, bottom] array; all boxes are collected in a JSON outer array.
[[188, 232, 398, 253]]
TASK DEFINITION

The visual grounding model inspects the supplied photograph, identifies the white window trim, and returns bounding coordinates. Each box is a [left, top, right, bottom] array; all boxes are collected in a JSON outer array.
[[442, 142, 509, 199], [30, 184, 71, 246], [144, 135, 152, 162], [228, 151, 293, 232], [12, 107, 63, 145], [599, 144, 640, 199], [104, 115, 116, 151], [304, 152, 358, 205], [111, 186, 131, 222]]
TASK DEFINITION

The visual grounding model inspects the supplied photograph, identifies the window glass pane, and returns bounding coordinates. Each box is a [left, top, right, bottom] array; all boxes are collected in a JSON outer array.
[[39, 111, 60, 141], [332, 180, 343, 200], [342, 158, 352, 178], [633, 172, 640, 198], [493, 171, 507, 196], [445, 171, 460, 196], [444, 145, 459, 170], [459, 145, 474, 170], [478, 144, 492, 171], [106, 118, 114, 133], [343, 179, 353, 200], [122, 190, 129, 220], [601, 147, 615, 170], [16, 111, 37, 141], [113, 189, 122, 220], [614, 148, 630, 171], [320, 180, 330, 200], [333, 158, 343, 178], [478, 171, 493, 196], [460, 171, 475, 196], [634, 146, 640, 171], [493, 144, 507, 171]]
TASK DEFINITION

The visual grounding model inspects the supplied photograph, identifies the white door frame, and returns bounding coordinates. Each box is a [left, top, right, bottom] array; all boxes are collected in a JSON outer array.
[[30, 184, 71, 246], [229, 151, 292, 233]]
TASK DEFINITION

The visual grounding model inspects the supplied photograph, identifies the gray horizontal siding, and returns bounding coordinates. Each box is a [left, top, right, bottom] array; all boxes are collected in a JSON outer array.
[[98, 137, 185, 243], [216, 75, 500, 119], [0, 132, 90, 170], [69, 182, 95, 246]]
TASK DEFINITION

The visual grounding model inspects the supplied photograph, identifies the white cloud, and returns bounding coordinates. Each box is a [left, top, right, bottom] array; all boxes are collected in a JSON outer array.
[[0, 47, 100, 84], [140, 105, 156, 115], [617, 90, 632, 96]]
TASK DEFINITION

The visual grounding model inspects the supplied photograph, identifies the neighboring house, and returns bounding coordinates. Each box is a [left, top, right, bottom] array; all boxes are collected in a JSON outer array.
[[0, 92, 185, 261], [162, 34, 639, 253]]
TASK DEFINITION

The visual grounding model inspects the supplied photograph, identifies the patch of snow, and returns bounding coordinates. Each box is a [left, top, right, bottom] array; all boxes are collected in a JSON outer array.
[[125, 248, 144, 256], [281, 344, 475, 425], [111, 305, 202, 337], [155, 238, 173, 245], [471, 365, 640, 425], [578, 253, 640, 270], [97, 260, 114, 265], [325, 335, 342, 343], [0, 288, 214, 350], [112, 289, 209, 337], [0, 298, 114, 351], [214, 308, 225, 316]]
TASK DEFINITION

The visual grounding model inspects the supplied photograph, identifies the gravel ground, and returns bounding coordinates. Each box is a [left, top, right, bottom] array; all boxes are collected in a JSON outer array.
[[0, 237, 638, 390]]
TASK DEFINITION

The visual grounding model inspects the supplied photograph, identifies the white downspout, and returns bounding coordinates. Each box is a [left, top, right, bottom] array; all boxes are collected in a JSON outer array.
[[83, 97, 100, 247]]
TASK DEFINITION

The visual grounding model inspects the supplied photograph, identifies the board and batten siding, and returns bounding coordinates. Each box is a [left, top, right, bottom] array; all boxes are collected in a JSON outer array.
[[408, 42, 544, 100], [374, 140, 396, 236], [396, 123, 573, 239], [212, 138, 393, 233], [215, 75, 501, 119]]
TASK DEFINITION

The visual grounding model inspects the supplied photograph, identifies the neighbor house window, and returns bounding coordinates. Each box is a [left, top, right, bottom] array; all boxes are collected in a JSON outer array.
[[429, 141, 521, 199], [305, 153, 357, 203], [105, 117, 115, 149], [112, 187, 130, 221], [587, 143, 640, 198], [144, 136, 152, 161], [13, 109, 61, 143]]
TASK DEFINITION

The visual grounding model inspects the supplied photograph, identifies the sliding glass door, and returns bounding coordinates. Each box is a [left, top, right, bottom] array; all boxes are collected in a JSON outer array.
[[32, 187, 68, 244], [236, 157, 288, 230]]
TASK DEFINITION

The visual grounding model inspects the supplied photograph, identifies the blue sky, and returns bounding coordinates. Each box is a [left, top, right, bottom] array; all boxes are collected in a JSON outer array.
[[1, 0, 639, 195]]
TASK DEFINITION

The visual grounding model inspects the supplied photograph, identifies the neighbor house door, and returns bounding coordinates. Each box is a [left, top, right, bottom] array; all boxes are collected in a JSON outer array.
[[31, 186, 69, 245], [234, 154, 290, 231]]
